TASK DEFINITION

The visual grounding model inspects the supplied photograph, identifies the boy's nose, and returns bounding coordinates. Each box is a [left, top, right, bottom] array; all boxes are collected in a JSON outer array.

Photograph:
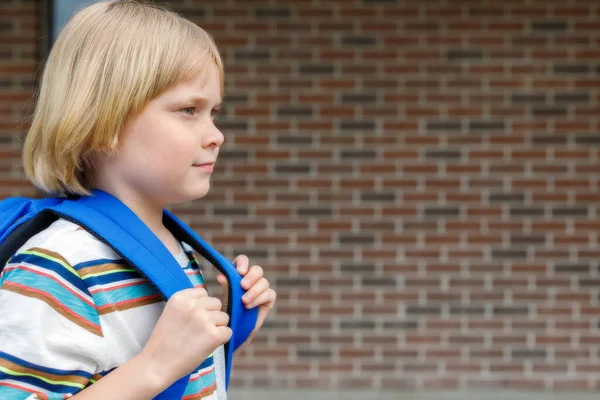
[[202, 125, 225, 149]]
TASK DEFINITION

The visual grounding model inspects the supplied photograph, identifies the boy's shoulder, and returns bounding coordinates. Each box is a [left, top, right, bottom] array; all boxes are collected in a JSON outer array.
[[14, 218, 120, 266]]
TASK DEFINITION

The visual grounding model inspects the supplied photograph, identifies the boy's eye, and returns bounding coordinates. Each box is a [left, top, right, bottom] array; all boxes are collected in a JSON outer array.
[[182, 107, 196, 115], [180, 107, 221, 120]]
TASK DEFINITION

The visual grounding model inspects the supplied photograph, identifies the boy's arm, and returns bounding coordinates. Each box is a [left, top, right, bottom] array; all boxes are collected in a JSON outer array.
[[69, 353, 168, 400]]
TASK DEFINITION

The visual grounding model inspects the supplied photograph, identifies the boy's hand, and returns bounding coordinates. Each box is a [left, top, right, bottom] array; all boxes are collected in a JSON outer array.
[[140, 288, 231, 388], [216, 255, 276, 348]]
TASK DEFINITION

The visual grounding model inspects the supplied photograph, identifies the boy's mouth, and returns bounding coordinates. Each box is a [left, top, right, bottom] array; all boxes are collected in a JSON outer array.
[[193, 162, 214, 172]]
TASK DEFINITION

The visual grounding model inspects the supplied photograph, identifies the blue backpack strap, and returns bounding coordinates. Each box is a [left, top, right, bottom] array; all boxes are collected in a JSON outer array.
[[0, 199, 63, 276], [0, 197, 62, 241], [163, 210, 259, 389], [53, 190, 257, 393]]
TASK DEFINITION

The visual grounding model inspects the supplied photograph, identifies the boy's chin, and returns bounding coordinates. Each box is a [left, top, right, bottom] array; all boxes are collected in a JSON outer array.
[[159, 180, 212, 204], [183, 184, 211, 201], [168, 193, 208, 205]]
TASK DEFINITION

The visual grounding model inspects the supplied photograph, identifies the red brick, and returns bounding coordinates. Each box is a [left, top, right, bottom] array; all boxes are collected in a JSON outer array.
[[297, 94, 334, 103], [404, 51, 441, 61], [447, 107, 482, 117], [318, 362, 353, 373], [297, 7, 332, 18], [468, 320, 503, 330], [469, 150, 504, 159], [319, 50, 354, 61]]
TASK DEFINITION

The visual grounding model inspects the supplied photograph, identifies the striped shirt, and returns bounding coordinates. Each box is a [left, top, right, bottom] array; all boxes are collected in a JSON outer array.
[[0, 218, 227, 399]]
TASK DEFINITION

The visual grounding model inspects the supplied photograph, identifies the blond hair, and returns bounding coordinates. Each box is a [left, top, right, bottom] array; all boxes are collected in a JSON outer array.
[[23, 0, 224, 195]]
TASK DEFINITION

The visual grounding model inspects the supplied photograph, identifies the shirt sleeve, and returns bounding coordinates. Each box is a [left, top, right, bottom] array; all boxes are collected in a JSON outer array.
[[0, 247, 105, 399]]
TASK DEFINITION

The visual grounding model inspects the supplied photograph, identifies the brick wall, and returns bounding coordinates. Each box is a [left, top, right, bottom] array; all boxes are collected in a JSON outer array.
[[0, 0, 42, 198], [2, 0, 600, 392]]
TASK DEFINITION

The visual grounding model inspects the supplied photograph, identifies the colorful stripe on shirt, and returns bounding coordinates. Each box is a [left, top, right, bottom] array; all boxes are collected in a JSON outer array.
[[181, 355, 217, 400], [183, 250, 207, 289], [0, 350, 91, 396], [0, 249, 102, 337], [74, 258, 163, 315]]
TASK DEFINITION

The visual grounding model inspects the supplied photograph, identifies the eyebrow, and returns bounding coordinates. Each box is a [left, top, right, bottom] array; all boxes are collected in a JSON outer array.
[[182, 95, 222, 108]]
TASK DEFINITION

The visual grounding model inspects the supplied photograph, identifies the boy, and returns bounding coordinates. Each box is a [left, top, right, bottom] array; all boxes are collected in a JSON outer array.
[[0, 1, 276, 399]]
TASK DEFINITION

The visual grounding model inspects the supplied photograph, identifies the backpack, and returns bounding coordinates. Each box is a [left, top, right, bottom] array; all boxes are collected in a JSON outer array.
[[0, 189, 258, 399]]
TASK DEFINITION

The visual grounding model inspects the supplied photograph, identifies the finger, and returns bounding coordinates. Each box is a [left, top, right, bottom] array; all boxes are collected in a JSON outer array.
[[216, 274, 228, 287], [246, 288, 276, 310], [218, 326, 233, 343], [198, 296, 222, 311], [187, 287, 208, 298], [210, 310, 230, 326], [242, 277, 269, 305], [241, 265, 263, 290], [233, 255, 249, 275]]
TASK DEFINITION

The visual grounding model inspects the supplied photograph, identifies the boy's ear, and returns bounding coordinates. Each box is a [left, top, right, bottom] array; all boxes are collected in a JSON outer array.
[[87, 141, 112, 154], [85, 134, 116, 152]]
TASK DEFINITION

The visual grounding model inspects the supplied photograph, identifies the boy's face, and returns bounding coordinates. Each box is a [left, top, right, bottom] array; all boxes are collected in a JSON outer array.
[[105, 64, 224, 205]]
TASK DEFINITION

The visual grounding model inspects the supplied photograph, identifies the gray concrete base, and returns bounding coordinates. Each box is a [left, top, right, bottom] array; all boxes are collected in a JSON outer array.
[[228, 389, 600, 400]]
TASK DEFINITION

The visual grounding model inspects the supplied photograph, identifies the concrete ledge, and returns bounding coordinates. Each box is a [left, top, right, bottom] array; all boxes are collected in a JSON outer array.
[[228, 389, 600, 400]]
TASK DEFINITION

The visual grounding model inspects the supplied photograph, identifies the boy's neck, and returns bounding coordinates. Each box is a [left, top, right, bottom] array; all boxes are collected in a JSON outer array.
[[92, 185, 181, 255]]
